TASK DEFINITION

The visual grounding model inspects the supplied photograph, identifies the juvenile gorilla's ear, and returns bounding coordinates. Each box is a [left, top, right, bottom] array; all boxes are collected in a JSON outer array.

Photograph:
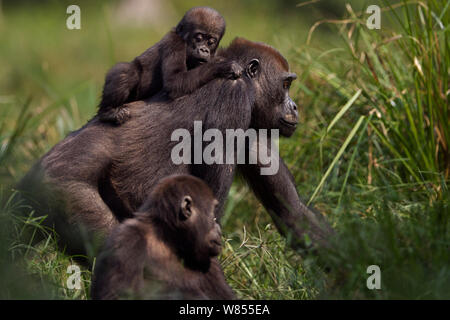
[[246, 59, 260, 78], [180, 195, 193, 220], [175, 24, 189, 40]]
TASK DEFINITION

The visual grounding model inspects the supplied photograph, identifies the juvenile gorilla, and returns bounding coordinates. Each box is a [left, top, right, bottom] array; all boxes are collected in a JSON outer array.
[[99, 6, 240, 124], [91, 175, 235, 300], [19, 38, 333, 258]]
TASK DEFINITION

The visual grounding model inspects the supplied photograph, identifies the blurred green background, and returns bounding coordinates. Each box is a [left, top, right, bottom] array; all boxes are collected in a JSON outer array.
[[0, 0, 448, 299]]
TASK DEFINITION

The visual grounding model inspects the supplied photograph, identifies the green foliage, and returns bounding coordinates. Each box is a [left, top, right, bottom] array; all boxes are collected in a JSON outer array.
[[317, 189, 450, 299], [302, 0, 449, 188]]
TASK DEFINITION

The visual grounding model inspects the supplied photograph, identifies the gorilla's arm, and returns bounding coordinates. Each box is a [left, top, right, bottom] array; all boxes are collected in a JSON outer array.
[[61, 180, 117, 235], [239, 155, 334, 251], [32, 125, 120, 245]]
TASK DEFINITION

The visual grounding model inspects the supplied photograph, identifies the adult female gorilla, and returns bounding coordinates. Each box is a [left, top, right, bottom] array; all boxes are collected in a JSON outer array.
[[18, 38, 333, 256]]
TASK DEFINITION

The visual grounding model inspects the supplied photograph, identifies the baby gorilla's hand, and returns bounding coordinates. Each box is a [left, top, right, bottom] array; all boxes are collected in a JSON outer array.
[[228, 61, 243, 80], [215, 59, 243, 80]]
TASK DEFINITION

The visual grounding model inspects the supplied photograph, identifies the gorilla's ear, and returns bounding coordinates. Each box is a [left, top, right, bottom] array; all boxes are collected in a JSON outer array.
[[180, 195, 193, 220], [175, 22, 183, 35], [175, 23, 188, 40], [246, 59, 260, 78]]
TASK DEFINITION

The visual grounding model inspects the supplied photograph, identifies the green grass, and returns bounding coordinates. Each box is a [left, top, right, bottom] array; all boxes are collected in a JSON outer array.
[[0, 0, 449, 299]]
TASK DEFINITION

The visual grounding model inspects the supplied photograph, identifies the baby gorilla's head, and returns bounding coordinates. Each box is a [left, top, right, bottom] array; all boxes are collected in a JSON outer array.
[[176, 7, 226, 67]]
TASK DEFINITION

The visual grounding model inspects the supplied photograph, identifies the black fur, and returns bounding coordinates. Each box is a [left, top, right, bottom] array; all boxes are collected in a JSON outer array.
[[18, 38, 333, 259], [91, 175, 234, 300], [98, 7, 241, 124]]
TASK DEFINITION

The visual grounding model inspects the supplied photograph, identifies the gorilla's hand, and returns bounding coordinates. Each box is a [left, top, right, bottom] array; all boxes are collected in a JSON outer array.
[[214, 58, 243, 80]]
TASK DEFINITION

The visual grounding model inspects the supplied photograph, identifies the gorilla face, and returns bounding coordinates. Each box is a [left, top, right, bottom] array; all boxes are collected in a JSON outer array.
[[275, 72, 298, 137], [176, 7, 225, 68], [205, 200, 222, 257], [194, 198, 221, 258], [244, 58, 298, 137], [179, 195, 222, 267], [186, 30, 221, 66]]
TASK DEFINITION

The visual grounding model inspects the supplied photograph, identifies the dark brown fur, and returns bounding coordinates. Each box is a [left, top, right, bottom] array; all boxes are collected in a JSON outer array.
[[98, 7, 241, 124], [91, 175, 234, 300], [18, 38, 333, 259]]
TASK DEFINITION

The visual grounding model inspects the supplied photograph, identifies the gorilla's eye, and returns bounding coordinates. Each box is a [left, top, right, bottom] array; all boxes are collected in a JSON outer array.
[[195, 33, 203, 42], [207, 38, 216, 46], [283, 80, 291, 90]]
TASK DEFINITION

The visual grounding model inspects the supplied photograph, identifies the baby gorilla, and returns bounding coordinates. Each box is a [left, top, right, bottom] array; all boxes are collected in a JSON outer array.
[[91, 175, 235, 300], [99, 7, 241, 124]]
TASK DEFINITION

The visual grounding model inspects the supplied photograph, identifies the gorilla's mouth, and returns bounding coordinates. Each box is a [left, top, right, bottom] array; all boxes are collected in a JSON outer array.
[[279, 118, 298, 128], [188, 56, 208, 69], [211, 239, 222, 247], [194, 56, 208, 65]]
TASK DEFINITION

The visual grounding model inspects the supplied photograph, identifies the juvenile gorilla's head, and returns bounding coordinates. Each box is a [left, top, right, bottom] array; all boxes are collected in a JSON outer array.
[[176, 7, 226, 68], [145, 174, 221, 270], [219, 38, 299, 137]]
